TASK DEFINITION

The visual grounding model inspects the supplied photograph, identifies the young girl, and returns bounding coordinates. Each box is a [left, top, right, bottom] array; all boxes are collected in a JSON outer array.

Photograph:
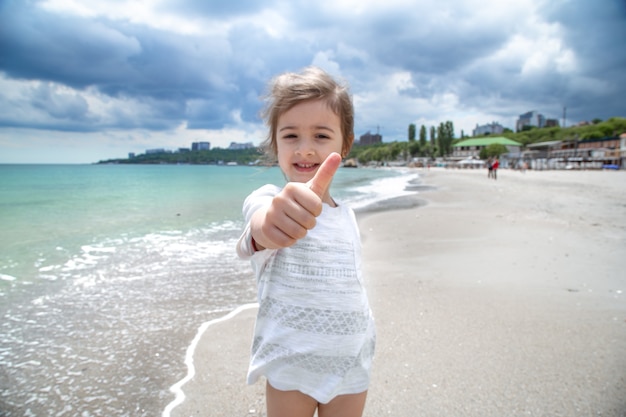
[[236, 67, 375, 417]]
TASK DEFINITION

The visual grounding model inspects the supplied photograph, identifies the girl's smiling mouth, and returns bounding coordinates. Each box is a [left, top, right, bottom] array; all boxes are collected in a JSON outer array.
[[294, 162, 319, 172]]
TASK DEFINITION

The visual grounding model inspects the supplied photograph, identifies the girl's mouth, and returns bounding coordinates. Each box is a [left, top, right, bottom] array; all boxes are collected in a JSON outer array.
[[294, 162, 319, 172]]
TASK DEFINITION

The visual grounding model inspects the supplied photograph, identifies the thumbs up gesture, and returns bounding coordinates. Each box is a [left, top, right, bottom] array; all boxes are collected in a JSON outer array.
[[250, 153, 342, 250], [306, 152, 342, 201]]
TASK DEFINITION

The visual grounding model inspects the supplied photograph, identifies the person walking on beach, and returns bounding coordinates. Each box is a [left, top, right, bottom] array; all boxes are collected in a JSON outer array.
[[236, 67, 375, 417], [487, 158, 493, 178], [492, 157, 500, 180]]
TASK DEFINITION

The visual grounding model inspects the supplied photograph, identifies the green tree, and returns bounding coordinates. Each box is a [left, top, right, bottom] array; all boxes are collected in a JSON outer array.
[[357, 147, 375, 164], [436, 120, 455, 157], [598, 124, 613, 136], [581, 130, 603, 140], [408, 124, 416, 142], [375, 147, 391, 163], [437, 123, 445, 157], [390, 141, 408, 161], [422, 143, 434, 158], [429, 126, 436, 145], [408, 140, 421, 157], [419, 125, 427, 146], [445, 121, 455, 154], [481, 143, 508, 159]]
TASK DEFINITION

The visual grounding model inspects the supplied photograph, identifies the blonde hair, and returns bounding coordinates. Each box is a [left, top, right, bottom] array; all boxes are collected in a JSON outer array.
[[260, 66, 355, 158]]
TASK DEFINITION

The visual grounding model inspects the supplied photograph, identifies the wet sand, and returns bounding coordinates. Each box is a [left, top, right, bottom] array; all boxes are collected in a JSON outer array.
[[167, 167, 626, 417]]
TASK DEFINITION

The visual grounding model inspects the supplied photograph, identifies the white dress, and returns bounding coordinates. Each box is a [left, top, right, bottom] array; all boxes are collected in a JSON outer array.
[[236, 184, 376, 404]]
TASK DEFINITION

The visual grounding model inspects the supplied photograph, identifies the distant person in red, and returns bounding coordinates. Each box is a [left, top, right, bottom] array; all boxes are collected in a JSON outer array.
[[492, 157, 500, 180]]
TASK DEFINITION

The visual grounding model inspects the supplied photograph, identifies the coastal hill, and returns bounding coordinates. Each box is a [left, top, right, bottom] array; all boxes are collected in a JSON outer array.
[[97, 117, 626, 166], [98, 147, 266, 166]]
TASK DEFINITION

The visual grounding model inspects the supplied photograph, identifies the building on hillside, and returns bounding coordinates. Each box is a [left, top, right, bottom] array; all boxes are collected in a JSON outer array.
[[516, 111, 546, 131], [228, 142, 255, 150], [472, 122, 504, 137], [146, 148, 167, 154], [545, 118, 560, 128], [359, 131, 382, 146], [192, 142, 211, 151]]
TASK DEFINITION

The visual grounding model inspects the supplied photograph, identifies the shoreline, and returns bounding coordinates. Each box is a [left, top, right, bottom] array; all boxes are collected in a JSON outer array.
[[168, 168, 626, 417], [162, 303, 259, 417]]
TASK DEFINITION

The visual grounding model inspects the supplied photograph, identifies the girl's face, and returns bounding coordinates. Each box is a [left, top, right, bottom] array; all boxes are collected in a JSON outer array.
[[276, 99, 344, 187]]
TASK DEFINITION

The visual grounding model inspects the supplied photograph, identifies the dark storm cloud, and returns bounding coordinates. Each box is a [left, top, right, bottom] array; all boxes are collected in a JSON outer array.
[[0, 3, 234, 96], [541, 0, 626, 121], [363, 10, 508, 75], [0, 0, 247, 131], [0, 0, 624, 142], [31, 82, 89, 120], [0, 2, 141, 89]]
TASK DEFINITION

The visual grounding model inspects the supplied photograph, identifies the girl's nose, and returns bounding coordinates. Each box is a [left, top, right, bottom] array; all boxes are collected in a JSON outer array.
[[295, 141, 315, 156]]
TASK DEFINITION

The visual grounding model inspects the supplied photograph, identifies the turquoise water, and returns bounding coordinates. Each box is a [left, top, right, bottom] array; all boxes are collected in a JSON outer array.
[[0, 165, 283, 289], [0, 163, 418, 417]]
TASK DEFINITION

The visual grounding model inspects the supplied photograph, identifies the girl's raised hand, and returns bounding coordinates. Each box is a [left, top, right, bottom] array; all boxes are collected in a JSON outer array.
[[251, 153, 341, 250]]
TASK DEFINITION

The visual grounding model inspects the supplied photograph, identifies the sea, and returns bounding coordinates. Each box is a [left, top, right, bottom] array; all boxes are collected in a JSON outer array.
[[0, 163, 419, 417]]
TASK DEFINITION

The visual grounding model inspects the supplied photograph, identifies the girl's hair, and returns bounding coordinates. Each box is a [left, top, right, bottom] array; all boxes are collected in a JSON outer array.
[[260, 66, 355, 158]]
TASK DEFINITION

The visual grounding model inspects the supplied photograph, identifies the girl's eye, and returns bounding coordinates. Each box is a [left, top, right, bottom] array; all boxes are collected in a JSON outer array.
[[282, 134, 298, 139], [316, 134, 330, 139]]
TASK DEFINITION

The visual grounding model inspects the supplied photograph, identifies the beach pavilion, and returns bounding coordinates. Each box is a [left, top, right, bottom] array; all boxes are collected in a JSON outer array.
[[451, 136, 522, 168]]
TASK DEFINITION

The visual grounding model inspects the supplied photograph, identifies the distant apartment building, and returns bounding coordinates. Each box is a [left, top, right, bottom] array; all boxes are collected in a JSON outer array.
[[228, 142, 255, 150], [472, 122, 504, 137], [146, 148, 166, 154], [359, 131, 382, 146], [192, 142, 211, 151], [516, 111, 546, 131], [545, 119, 560, 128]]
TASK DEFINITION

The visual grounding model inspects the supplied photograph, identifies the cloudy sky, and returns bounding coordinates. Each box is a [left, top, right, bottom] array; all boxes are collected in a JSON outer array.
[[1, 0, 625, 163]]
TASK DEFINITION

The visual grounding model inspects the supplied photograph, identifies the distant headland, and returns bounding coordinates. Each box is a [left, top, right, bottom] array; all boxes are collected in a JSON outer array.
[[97, 117, 626, 169]]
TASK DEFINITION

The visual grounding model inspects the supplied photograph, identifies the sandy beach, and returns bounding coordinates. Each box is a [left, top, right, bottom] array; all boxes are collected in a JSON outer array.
[[167, 167, 626, 417]]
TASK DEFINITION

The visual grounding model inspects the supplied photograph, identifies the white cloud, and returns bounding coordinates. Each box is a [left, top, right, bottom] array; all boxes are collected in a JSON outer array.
[[0, 0, 624, 162], [311, 51, 343, 79], [40, 0, 211, 35]]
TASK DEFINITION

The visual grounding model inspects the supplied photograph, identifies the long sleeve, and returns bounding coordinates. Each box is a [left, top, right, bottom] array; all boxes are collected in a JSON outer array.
[[236, 184, 281, 259]]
